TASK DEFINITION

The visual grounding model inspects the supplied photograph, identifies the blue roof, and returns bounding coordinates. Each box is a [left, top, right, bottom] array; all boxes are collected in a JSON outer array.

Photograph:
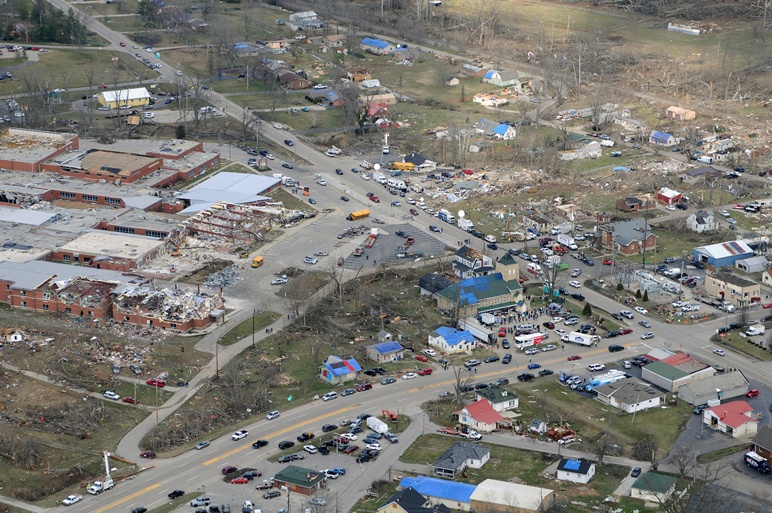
[[483, 70, 495, 79], [651, 131, 672, 142], [493, 124, 509, 135], [433, 326, 475, 347], [324, 356, 362, 376], [326, 90, 339, 102], [564, 459, 581, 471], [361, 37, 390, 49], [371, 341, 404, 354], [399, 476, 475, 503]]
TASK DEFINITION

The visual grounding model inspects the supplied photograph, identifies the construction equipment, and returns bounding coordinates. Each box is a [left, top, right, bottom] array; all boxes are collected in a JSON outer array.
[[382, 410, 397, 421], [87, 452, 115, 495]]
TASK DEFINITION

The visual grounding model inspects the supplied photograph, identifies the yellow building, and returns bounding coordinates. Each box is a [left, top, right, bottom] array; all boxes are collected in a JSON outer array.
[[97, 87, 151, 109]]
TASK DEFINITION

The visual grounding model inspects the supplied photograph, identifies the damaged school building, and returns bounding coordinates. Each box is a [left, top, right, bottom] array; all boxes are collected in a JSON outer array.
[[0, 260, 224, 332], [0, 131, 313, 328]]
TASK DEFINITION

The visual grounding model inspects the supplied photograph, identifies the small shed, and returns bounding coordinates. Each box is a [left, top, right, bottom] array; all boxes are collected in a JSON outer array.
[[378, 330, 393, 342], [630, 472, 676, 503], [735, 256, 769, 273], [529, 419, 547, 434]]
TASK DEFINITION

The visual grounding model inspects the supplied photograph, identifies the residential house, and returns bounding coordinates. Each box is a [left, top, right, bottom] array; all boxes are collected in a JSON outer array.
[[522, 213, 551, 234], [667, 106, 696, 120], [403, 152, 437, 170], [649, 130, 677, 146], [677, 371, 750, 405], [366, 341, 405, 363], [657, 187, 683, 205], [435, 273, 525, 318], [367, 103, 391, 124], [473, 94, 508, 107], [398, 476, 476, 512], [556, 458, 595, 484], [704, 271, 761, 307], [482, 69, 520, 87], [272, 465, 324, 495], [278, 71, 311, 90], [735, 256, 769, 274], [693, 240, 754, 269], [453, 246, 495, 279], [686, 210, 719, 233], [614, 116, 648, 131], [764, 269, 772, 287], [97, 87, 151, 109], [432, 442, 490, 478], [558, 140, 602, 160], [460, 64, 487, 77], [703, 400, 758, 437], [553, 203, 581, 220], [475, 386, 518, 412], [616, 195, 656, 212], [456, 398, 504, 433], [322, 34, 346, 47], [750, 425, 772, 461], [418, 273, 454, 297], [475, 118, 516, 140], [319, 355, 361, 384], [469, 480, 555, 513], [347, 67, 372, 82], [360, 37, 395, 55], [679, 166, 725, 184], [630, 472, 676, 503], [428, 326, 476, 354], [468, 141, 492, 153], [593, 380, 665, 413], [598, 218, 657, 256], [378, 487, 451, 513]]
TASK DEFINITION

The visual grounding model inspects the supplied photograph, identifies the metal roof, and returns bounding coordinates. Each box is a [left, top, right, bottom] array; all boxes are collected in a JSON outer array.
[[694, 240, 753, 260], [470, 479, 553, 511], [99, 87, 151, 103], [0, 260, 131, 290], [178, 172, 279, 207], [0, 207, 58, 226]]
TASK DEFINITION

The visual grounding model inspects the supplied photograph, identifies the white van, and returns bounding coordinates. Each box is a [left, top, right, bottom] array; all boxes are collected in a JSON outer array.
[[484, 235, 497, 243], [322, 391, 338, 401], [527, 263, 542, 275]]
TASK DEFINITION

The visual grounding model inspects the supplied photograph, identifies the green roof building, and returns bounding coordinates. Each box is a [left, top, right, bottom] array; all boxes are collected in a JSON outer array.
[[630, 472, 676, 503], [273, 465, 325, 495]]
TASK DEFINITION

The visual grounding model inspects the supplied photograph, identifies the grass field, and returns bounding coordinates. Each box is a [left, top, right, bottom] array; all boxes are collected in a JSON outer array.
[[713, 330, 772, 361], [218, 310, 283, 346]]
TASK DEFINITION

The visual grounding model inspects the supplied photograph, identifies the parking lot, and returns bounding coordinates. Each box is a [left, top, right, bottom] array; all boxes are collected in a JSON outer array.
[[342, 222, 445, 269]]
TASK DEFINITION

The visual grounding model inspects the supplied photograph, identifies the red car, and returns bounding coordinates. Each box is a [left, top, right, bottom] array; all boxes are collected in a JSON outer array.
[[567, 355, 582, 361], [356, 383, 373, 391], [762, 303, 772, 309], [602, 259, 615, 266], [343, 444, 359, 454], [746, 389, 760, 398], [415, 355, 428, 362], [498, 327, 507, 337], [146, 378, 165, 388], [369, 196, 380, 203], [405, 237, 415, 245], [222, 465, 237, 475], [409, 208, 419, 216], [119, 41, 126, 47], [98, 84, 108, 89], [122, 397, 139, 404], [231, 477, 249, 484], [139, 451, 156, 459], [461, 169, 474, 175], [619, 328, 633, 335], [418, 368, 433, 376]]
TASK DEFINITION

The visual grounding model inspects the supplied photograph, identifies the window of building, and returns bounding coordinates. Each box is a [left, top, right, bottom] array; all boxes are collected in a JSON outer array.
[[65, 307, 72, 313], [105, 197, 121, 205], [43, 304, 49, 310], [146, 230, 167, 238], [82, 195, 98, 202], [43, 292, 51, 300], [170, 323, 177, 329], [114, 226, 136, 234], [63, 255, 71, 261], [21, 301, 26, 307], [20, 290, 25, 297], [60, 192, 76, 199]]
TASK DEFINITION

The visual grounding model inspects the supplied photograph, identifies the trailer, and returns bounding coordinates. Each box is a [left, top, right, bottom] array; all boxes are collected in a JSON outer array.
[[513, 332, 547, 350], [584, 370, 627, 391], [744, 452, 771, 474], [567, 331, 600, 346], [458, 218, 475, 232], [438, 209, 456, 224], [458, 318, 494, 343], [367, 416, 390, 434]]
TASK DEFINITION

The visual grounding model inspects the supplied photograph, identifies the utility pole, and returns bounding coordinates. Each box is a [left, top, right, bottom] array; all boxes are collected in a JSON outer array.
[[252, 308, 256, 348]]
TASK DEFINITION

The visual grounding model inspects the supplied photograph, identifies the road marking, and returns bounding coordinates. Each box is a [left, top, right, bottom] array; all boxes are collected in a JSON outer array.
[[89, 483, 161, 513], [202, 404, 360, 466], [187, 474, 200, 481]]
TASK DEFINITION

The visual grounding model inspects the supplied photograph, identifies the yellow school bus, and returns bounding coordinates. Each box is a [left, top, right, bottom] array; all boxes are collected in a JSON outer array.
[[346, 210, 371, 221]]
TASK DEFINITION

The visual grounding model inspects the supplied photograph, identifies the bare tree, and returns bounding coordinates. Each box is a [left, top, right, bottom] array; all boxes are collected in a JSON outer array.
[[451, 365, 475, 406], [661, 461, 734, 513]]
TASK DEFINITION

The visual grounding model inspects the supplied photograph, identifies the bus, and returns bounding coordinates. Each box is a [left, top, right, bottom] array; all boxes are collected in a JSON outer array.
[[346, 209, 371, 221]]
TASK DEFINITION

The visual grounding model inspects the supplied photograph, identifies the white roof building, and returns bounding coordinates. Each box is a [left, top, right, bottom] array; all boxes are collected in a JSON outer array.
[[177, 172, 280, 214], [469, 479, 555, 513], [99, 87, 151, 104]]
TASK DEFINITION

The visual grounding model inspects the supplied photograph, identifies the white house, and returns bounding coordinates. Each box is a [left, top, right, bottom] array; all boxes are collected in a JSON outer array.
[[456, 398, 504, 433], [428, 326, 476, 354], [686, 210, 719, 233], [475, 386, 518, 412], [630, 472, 676, 503], [558, 141, 601, 160], [592, 380, 665, 413], [432, 442, 490, 478], [702, 400, 758, 438], [556, 458, 595, 484]]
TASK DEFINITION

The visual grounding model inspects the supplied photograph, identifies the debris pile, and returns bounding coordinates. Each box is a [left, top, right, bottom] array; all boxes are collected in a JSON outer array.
[[113, 285, 226, 324], [205, 265, 241, 288]]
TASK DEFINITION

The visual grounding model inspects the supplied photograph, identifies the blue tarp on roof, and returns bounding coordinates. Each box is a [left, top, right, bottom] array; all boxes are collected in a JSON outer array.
[[433, 327, 475, 347], [483, 70, 495, 79], [493, 124, 509, 135], [372, 341, 403, 354], [361, 37, 389, 49], [651, 131, 672, 143], [399, 476, 475, 503], [324, 356, 362, 377], [564, 459, 581, 471]]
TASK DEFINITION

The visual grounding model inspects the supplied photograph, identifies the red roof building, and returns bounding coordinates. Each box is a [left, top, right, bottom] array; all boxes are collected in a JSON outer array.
[[703, 400, 758, 438], [456, 399, 504, 433]]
